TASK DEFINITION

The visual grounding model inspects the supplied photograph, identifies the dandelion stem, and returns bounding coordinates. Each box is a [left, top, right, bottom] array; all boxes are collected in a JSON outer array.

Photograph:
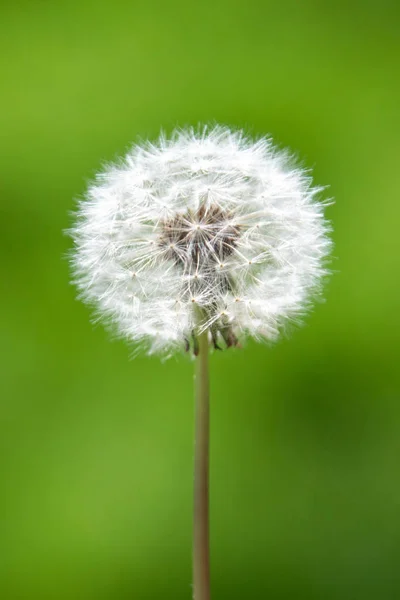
[[193, 330, 210, 600]]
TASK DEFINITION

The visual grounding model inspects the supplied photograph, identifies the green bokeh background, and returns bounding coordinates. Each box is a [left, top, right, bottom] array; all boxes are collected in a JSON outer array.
[[1, 1, 400, 598]]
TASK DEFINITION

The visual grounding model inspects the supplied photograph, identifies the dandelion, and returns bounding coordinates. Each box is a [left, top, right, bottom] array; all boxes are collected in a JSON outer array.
[[70, 125, 332, 600]]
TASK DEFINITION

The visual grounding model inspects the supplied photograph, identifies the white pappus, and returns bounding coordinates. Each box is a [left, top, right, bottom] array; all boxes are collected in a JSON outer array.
[[70, 125, 332, 356]]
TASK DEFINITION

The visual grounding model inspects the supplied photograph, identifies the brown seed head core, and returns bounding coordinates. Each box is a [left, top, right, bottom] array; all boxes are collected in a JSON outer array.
[[159, 204, 240, 266]]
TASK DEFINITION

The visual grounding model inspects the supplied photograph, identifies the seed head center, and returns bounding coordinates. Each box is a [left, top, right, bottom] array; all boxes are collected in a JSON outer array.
[[159, 204, 240, 266]]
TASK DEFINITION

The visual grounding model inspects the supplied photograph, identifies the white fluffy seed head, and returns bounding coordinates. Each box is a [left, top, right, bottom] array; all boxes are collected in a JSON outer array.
[[70, 125, 332, 356]]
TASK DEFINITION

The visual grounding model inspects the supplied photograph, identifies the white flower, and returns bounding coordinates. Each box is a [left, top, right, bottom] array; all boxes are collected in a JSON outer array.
[[70, 125, 332, 356]]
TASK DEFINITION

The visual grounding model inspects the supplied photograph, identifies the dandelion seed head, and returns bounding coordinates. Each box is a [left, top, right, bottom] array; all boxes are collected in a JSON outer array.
[[70, 125, 332, 356]]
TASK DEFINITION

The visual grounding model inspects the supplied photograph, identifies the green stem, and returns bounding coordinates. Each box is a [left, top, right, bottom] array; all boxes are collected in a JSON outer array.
[[193, 330, 210, 600]]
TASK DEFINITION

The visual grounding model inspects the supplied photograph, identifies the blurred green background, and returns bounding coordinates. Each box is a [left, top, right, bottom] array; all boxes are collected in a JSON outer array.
[[1, 0, 400, 598]]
